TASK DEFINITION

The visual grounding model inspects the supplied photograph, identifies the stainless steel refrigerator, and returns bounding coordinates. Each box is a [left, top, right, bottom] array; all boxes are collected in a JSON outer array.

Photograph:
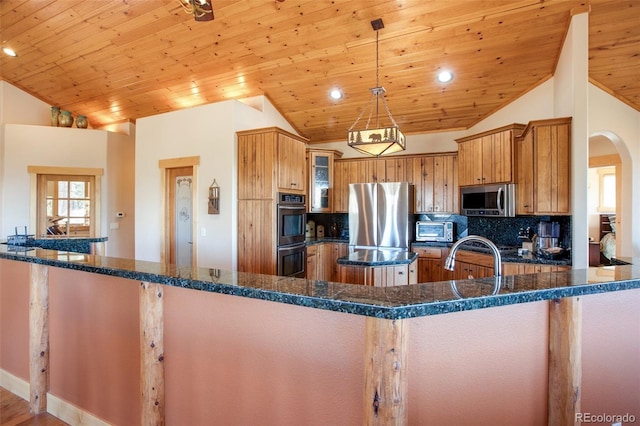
[[348, 182, 414, 250]]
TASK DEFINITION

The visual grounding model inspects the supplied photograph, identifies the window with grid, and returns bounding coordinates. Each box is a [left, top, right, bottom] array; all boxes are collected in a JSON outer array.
[[39, 174, 95, 237]]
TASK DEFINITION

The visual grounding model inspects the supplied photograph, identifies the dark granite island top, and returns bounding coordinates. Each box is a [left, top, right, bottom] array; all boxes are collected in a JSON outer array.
[[1, 244, 638, 320], [337, 248, 418, 266]]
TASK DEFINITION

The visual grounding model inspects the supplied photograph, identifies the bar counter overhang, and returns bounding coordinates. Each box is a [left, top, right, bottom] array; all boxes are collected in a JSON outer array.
[[1, 245, 639, 425]]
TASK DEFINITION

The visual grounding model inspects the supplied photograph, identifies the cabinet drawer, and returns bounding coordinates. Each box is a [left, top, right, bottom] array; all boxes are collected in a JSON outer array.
[[306, 245, 317, 256], [412, 247, 443, 259]]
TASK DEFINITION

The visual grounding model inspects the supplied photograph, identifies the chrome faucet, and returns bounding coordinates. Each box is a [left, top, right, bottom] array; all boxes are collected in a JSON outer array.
[[444, 235, 502, 276]]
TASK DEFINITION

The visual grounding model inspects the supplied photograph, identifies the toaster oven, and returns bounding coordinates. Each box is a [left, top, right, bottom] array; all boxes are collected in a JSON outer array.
[[415, 221, 454, 242]]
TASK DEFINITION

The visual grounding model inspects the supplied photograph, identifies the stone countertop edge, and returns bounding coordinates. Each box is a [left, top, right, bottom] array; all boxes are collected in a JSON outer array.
[[1, 246, 638, 320]]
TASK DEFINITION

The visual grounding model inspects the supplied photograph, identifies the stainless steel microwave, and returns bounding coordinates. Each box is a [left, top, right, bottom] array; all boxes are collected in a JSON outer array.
[[415, 221, 454, 242], [460, 183, 516, 217]]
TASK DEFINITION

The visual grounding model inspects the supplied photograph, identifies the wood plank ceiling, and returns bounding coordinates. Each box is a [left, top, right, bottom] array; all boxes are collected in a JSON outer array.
[[0, 0, 638, 143]]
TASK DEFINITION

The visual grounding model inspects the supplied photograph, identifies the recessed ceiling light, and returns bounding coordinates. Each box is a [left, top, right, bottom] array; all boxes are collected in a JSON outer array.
[[329, 88, 343, 100], [2, 47, 17, 57], [437, 70, 453, 83]]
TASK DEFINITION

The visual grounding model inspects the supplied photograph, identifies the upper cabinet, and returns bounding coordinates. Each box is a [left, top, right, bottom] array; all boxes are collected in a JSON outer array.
[[412, 154, 458, 213], [307, 148, 342, 213], [516, 117, 572, 215], [237, 127, 307, 199], [456, 124, 526, 186], [333, 153, 458, 214]]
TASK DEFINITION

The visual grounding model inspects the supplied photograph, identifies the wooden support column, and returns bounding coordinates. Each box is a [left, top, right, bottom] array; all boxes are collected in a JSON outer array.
[[363, 317, 408, 426], [140, 281, 165, 426], [29, 263, 49, 414], [548, 297, 582, 425]]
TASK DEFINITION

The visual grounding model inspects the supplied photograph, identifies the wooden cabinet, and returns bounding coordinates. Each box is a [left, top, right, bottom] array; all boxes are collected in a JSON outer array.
[[237, 199, 277, 275], [502, 263, 571, 275], [237, 127, 307, 200], [306, 243, 328, 280], [516, 117, 571, 215], [412, 154, 458, 213], [412, 246, 453, 283], [339, 259, 418, 286], [277, 132, 306, 193], [307, 149, 342, 212], [322, 242, 348, 282], [456, 124, 525, 187], [334, 153, 458, 213], [237, 127, 307, 275]]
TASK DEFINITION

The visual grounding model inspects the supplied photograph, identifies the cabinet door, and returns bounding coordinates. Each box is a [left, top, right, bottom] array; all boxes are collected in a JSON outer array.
[[517, 130, 535, 215], [384, 158, 412, 183], [306, 251, 317, 280], [484, 130, 513, 184], [433, 154, 458, 213], [278, 134, 305, 193], [237, 200, 276, 275], [534, 123, 571, 214], [412, 156, 434, 212], [316, 243, 326, 281], [457, 139, 479, 186], [237, 132, 277, 199], [309, 151, 333, 212], [333, 161, 349, 213]]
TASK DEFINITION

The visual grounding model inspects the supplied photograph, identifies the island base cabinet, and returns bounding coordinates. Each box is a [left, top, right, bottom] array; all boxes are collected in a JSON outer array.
[[339, 261, 417, 286]]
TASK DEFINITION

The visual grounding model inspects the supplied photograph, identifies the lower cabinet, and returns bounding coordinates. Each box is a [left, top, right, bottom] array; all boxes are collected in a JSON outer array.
[[338, 259, 418, 286], [412, 246, 454, 283], [502, 263, 571, 275], [307, 242, 347, 281]]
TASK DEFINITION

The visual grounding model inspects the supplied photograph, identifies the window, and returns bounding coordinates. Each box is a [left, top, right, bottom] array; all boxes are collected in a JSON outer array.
[[28, 166, 103, 238], [41, 175, 93, 236], [597, 167, 616, 212]]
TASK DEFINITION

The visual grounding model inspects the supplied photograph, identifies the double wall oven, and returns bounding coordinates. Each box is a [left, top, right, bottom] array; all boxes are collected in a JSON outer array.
[[277, 192, 306, 278]]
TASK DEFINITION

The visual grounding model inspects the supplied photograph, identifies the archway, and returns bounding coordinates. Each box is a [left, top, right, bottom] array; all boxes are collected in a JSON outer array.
[[588, 131, 633, 258]]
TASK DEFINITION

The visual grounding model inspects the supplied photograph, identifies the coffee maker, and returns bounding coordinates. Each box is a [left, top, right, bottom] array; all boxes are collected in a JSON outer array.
[[537, 221, 561, 251]]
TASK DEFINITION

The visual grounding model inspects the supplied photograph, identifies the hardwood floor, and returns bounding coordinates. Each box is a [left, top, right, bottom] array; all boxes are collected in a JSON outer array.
[[1, 387, 68, 426]]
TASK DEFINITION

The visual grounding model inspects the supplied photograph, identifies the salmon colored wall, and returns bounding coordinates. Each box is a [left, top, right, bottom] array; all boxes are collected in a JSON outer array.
[[0, 259, 30, 380], [582, 289, 640, 416], [48, 268, 141, 425], [1, 259, 639, 425]]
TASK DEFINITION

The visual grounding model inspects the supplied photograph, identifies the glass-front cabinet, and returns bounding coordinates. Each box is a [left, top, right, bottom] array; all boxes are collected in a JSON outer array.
[[307, 149, 342, 213]]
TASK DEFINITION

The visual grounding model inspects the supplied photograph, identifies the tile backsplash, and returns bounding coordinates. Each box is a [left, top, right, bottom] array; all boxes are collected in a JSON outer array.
[[308, 212, 572, 254]]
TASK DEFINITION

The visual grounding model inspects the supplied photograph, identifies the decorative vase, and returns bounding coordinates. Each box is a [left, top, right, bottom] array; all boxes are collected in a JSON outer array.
[[50, 106, 60, 126], [58, 110, 74, 127], [76, 115, 88, 129]]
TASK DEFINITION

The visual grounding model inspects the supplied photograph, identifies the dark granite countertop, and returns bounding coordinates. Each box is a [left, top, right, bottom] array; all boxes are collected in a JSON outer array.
[[337, 248, 418, 266], [411, 241, 571, 266], [1, 244, 638, 320], [2, 236, 108, 254]]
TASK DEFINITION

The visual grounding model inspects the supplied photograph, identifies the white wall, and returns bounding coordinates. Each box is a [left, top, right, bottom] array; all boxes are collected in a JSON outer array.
[[556, 12, 590, 268], [2, 125, 108, 237], [0, 84, 136, 258], [134, 96, 297, 269], [589, 84, 640, 257]]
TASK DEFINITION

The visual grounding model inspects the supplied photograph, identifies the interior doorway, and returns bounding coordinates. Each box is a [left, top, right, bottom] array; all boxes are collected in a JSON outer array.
[[160, 156, 199, 268]]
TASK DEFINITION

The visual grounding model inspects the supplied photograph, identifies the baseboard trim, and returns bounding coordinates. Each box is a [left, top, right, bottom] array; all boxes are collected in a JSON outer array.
[[0, 369, 110, 426]]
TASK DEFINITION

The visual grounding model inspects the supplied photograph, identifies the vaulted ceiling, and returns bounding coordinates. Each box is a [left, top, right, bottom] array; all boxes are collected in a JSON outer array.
[[1, 0, 638, 143]]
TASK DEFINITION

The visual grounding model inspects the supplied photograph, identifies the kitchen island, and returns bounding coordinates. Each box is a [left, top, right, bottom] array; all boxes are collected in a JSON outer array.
[[0, 245, 638, 425]]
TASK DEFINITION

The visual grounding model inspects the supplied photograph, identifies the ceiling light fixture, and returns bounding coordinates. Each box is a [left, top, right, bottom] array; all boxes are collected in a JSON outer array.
[[347, 18, 405, 157], [178, 0, 214, 21], [2, 47, 17, 57], [438, 70, 453, 83], [329, 88, 343, 100]]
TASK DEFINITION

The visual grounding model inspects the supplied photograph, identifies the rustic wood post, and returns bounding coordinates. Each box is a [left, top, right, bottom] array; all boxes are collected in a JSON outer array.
[[140, 281, 165, 426], [364, 317, 408, 425], [548, 297, 582, 425], [29, 263, 49, 414]]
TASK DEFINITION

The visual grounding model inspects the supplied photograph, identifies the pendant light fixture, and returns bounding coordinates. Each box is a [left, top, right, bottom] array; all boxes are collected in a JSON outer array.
[[347, 18, 405, 157]]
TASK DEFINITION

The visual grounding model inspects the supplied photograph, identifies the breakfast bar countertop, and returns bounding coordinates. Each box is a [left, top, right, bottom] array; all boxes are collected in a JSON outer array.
[[0, 244, 638, 320]]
